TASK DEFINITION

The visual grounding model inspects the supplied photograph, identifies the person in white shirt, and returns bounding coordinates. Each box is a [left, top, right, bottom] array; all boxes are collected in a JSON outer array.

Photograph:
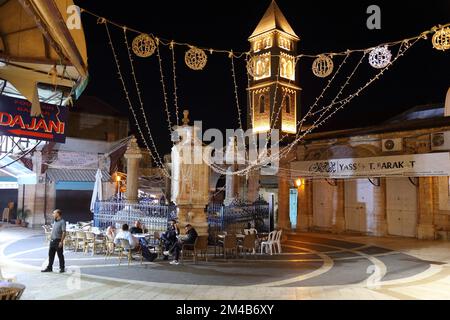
[[114, 224, 138, 249]]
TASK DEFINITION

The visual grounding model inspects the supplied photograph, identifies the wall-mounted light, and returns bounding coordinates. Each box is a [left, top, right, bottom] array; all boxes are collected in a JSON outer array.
[[116, 175, 121, 182], [295, 178, 302, 188]]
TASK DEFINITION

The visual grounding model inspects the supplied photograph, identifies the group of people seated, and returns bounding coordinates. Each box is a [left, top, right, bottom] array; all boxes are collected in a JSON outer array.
[[104, 219, 198, 265]]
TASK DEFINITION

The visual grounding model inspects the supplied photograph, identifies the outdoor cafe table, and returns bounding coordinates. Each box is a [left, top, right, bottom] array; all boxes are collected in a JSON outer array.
[[133, 233, 151, 238]]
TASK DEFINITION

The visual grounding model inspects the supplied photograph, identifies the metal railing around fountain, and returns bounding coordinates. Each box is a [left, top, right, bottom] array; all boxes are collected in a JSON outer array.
[[93, 201, 177, 233], [207, 197, 272, 237], [94, 197, 271, 236]]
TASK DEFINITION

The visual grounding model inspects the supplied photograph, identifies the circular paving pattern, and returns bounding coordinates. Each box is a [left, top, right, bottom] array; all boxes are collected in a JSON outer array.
[[1, 233, 432, 287]]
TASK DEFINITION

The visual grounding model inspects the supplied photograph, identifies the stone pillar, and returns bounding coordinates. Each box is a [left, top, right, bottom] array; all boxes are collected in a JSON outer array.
[[297, 180, 313, 231], [371, 178, 388, 236], [277, 168, 291, 229], [332, 180, 345, 233], [171, 111, 210, 235], [247, 169, 260, 203], [224, 166, 239, 205], [418, 177, 435, 240], [124, 136, 143, 203]]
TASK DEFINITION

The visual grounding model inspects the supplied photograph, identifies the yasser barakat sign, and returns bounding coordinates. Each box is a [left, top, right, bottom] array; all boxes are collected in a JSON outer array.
[[290, 153, 450, 178], [0, 95, 67, 143]]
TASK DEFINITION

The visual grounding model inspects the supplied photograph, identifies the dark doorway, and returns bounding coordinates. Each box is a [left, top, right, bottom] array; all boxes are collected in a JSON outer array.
[[0, 189, 18, 220], [55, 190, 93, 223]]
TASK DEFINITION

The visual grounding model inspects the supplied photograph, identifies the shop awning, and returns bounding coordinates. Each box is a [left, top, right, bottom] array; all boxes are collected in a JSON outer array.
[[47, 168, 111, 182], [0, 154, 36, 184], [0, 0, 88, 115]]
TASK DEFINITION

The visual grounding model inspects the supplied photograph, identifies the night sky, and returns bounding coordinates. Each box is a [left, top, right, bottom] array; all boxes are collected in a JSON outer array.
[[75, 0, 450, 155]]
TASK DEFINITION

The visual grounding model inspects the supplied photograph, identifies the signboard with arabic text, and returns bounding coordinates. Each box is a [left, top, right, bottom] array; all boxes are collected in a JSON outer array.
[[290, 153, 450, 179]]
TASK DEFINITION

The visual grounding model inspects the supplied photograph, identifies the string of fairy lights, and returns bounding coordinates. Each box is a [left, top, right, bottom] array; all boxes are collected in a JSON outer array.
[[81, 7, 450, 179]]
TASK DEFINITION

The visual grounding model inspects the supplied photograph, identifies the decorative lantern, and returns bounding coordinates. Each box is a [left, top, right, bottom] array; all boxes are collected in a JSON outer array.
[[312, 55, 334, 78], [185, 47, 208, 70], [368, 46, 392, 69], [132, 34, 156, 58]]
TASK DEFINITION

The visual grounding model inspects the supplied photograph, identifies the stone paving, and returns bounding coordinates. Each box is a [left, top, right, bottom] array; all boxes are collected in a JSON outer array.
[[1, 223, 450, 300]]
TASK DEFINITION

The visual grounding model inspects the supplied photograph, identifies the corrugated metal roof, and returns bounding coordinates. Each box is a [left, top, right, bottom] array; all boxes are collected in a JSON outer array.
[[46, 169, 110, 182]]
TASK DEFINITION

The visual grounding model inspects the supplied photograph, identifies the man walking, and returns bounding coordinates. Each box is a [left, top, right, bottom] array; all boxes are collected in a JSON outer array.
[[41, 209, 66, 273]]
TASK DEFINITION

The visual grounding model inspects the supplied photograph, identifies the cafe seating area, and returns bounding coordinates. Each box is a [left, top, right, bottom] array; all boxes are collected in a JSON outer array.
[[40, 220, 284, 266]]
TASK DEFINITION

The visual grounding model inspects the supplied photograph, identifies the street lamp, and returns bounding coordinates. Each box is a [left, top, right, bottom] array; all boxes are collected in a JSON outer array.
[[116, 175, 121, 199]]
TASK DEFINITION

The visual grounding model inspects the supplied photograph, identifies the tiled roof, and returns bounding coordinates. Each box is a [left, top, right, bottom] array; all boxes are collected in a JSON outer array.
[[249, 0, 299, 39], [46, 169, 111, 182]]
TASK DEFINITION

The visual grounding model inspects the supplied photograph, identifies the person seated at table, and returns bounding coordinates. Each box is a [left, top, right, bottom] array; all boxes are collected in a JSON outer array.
[[164, 224, 197, 265], [114, 224, 138, 250], [129, 220, 143, 234], [160, 219, 180, 260], [106, 225, 117, 240]]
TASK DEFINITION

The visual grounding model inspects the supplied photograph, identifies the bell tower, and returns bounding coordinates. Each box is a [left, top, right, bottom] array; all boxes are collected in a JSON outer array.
[[247, 0, 300, 134]]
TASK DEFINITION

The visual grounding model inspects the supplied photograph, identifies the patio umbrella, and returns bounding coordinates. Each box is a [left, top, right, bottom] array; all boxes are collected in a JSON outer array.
[[90, 169, 103, 213]]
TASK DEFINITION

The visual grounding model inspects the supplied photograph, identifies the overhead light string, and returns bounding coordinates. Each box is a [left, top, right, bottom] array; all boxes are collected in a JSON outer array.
[[155, 41, 175, 138], [102, 19, 171, 178], [122, 26, 168, 173], [170, 41, 180, 126], [229, 51, 243, 130], [81, 7, 449, 62]]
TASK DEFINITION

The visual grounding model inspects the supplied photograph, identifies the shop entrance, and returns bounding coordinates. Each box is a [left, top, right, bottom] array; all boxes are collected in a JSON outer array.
[[386, 178, 418, 237]]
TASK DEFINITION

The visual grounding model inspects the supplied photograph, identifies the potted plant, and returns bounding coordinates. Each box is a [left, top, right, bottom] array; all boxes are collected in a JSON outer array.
[[16, 209, 31, 227]]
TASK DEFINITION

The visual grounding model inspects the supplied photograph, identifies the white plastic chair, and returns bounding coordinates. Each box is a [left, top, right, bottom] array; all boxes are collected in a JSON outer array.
[[274, 229, 282, 253], [0, 265, 16, 282], [260, 230, 277, 255]]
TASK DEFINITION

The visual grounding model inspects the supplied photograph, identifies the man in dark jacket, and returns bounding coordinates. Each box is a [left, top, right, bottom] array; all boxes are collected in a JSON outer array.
[[161, 219, 180, 260], [164, 224, 197, 265], [129, 220, 143, 234]]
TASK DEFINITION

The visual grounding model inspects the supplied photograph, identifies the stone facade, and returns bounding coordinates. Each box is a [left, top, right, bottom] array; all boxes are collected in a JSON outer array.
[[277, 123, 450, 240]]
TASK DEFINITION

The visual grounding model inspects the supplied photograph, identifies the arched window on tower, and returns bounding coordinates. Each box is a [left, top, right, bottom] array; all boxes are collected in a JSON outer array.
[[259, 95, 265, 113], [280, 58, 287, 78], [256, 60, 265, 77], [285, 95, 291, 114], [287, 61, 293, 79]]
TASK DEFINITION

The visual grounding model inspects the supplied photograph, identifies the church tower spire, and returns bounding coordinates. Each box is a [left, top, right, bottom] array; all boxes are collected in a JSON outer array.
[[247, 0, 301, 134]]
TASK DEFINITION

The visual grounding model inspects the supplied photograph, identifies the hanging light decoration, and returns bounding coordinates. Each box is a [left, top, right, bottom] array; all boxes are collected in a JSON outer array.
[[246, 55, 267, 78], [312, 55, 334, 78], [432, 27, 450, 51], [368, 45, 392, 69], [132, 33, 156, 58], [184, 46, 207, 70]]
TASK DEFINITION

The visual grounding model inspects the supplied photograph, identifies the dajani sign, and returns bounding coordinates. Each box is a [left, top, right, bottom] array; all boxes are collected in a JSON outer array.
[[291, 153, 450, 178], [0, 95, 67, 143]]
